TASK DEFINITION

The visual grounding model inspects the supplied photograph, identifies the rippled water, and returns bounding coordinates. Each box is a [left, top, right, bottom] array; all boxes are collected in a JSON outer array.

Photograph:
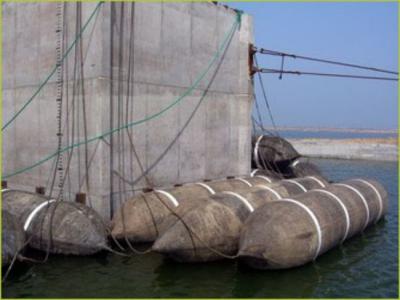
[[3, 158, 398, 298]]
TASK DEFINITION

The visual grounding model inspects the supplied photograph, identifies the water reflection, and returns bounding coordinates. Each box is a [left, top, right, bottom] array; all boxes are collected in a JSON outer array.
[[233, 262, 322, 298], [153, 257, 237, 297]]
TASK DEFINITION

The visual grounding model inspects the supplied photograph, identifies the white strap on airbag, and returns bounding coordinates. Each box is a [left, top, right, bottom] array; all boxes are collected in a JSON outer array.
[[194, 183, 216, 195], [291, 159, 300, 167], [255, 175, 272, 183], [236, 178, 252, 187], [334, 183, 370, 230], [24, 199, 56, 231], [313, 189, 350, 242], [306, 176, 326, 188], [222, 191, 254, 212], [283, 179, 308, 192], [352, 179, 383, 223], [280, 198, 322, 260], [255, 185, 282, 200], [154, 190, 179, 207], [254, 135, 263, 169]]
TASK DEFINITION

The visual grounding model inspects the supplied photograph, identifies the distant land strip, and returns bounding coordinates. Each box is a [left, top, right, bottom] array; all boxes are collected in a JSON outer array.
[[289, 138, 398, 162], [263, 126, 398, 134]]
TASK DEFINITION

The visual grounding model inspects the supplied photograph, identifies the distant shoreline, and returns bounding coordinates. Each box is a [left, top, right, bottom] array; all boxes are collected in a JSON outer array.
[[262, 127, 398, 135], [290, 137, 398, 145], [288, 137, 398, 162]]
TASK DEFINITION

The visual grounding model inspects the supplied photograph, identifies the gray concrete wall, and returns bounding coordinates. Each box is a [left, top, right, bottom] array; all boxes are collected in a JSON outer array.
[[2, 2, 254, 219]]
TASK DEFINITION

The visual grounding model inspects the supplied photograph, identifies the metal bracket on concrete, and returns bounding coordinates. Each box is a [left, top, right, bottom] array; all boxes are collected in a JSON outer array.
[[35, 186, 46, 195], [249, 44, 257, 76], [75, 192, 87, 205]]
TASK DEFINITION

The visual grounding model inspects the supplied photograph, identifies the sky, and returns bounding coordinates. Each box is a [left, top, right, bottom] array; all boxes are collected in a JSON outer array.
[[226, 2, 398, 130]]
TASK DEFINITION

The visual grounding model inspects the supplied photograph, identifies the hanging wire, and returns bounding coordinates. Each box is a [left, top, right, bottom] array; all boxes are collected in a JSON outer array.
[[2, 1, 104, 132], [252, 116, 276, 137], [116, 3, 126, 218], [125, 2, 136, 192], [109, 17, 242, 259], [257, 47, 398, 75], [78, 2, 91, 204], [109, 2, 116, 219], [258, 68, 398, 81], [3, 11, 240, 180], [254, 55, 279, 135], [253, 92, 265, 132]]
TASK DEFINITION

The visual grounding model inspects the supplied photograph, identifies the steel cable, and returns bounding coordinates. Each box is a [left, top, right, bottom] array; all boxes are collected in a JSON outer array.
[[257, 48, 398, 75], [109, 14, 242, 259], [259, 68, 398, 81]]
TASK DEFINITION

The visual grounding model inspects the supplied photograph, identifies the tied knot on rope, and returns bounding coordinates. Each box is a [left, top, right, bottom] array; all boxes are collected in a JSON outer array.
[[235, 9, 243, 27], [279, 54, 285, 80]]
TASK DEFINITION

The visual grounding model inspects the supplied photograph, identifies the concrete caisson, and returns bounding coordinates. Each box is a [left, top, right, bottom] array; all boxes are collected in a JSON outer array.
[[2, 3, 254, 220]]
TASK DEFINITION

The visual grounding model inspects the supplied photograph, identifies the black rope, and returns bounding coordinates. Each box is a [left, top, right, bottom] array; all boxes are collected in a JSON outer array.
[[76, 3, 82, 193], [253, 93, 265, 131], [254, 56, 279, 135], [119, 3, 129, 204], [259, 68, 398, 81], [117, 3, 125, 214], [106, 3, 152, 256], [251, 116, 275, 137], [64, 2, 72, 199], [109, 3, 116, 219], [79, 2, 90, 205], [64, 1, 100, 200], [109, 23, 241, 259], [6, 4, 106, 276], [79, 139, 101, 190], [257, 48, 398, 75], [251, 117, 256, 135], [126, 2, 136, 190], [279, 55, 285, 80]]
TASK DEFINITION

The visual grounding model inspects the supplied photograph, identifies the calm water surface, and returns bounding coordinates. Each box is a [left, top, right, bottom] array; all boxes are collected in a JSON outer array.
[[3, 158, 398, 298]]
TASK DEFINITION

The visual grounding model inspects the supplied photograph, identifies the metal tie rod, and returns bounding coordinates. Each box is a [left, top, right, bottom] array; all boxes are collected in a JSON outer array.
[[255, 47, 398, 75], [258, 68, 399, 81]]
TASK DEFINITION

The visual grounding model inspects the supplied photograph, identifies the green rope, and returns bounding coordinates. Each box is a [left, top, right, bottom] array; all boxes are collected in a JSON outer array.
[[3, 14, 240, 179], [1, 2, 104, 132]]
